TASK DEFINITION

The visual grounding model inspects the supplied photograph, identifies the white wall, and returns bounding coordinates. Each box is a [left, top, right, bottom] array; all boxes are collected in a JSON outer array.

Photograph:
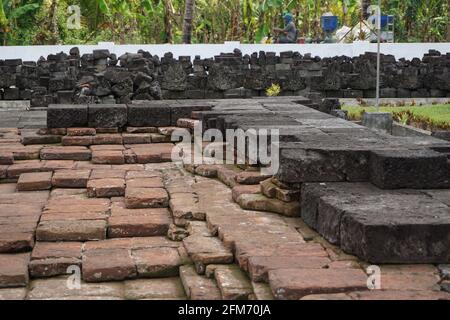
[[0, 41, 449, 61]]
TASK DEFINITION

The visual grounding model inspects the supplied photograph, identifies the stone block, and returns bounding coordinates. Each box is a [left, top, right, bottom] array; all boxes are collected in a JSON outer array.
[[47, 104, 88, 128], [88, 104, 127, 128], [127, 103, 171, 127]]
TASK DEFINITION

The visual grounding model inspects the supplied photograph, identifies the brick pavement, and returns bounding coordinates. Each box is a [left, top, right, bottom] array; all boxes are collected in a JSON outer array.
[[1, 100, 450, 300]]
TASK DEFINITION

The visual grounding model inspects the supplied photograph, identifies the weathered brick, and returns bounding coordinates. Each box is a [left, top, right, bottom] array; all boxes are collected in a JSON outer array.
[[125, 187, 169, 209], [29, 257, 81, 278], [67, 128, 96, 136], [132, 247, 181, 277], [17, 172, 53, 191], [124, 278, 186, 300], [28, 277, 123, 300], [268, 268, 368, 300], [40, 146, 91, 161], [90, 169, 126, 180], [83, 248, 136, 282], [126, 177, 164, 188], [87, 178, 125, 198], [52, 169, 91, 188], [183, 235, 233, 274], [0, 232, 35, 253], [36, 220, 107, 241], [122, 133, 152, 144], [0, 151, 14, 165], [0, 253, 30, 288], [179, 265, 222, 300], [62, 136, 93, 146], [213, 265, 253, 300], [131, 143, 174, 163], [92, 150, 125, 165], [92, 134, 123, 145], [108, 207, 170, 238]]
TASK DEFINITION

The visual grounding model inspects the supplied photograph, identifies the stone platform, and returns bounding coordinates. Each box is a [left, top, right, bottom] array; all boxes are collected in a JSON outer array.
[[0, 97, 450, 300]]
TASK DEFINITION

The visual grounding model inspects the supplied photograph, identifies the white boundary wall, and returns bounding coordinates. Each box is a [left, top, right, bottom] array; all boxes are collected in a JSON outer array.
[[0, 41, 449, 61]]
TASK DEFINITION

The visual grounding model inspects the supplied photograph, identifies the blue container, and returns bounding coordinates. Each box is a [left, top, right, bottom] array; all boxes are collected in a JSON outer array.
[[380, 15, 389, 28], [321, 16, 338, 33]]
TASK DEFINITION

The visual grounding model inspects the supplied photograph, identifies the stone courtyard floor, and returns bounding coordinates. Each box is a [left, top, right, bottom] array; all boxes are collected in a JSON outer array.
[[0, 107, 450, 300]]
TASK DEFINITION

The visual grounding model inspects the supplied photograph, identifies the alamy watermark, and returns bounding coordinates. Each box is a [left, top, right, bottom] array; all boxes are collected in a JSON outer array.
[[170, 122, 280, 176]]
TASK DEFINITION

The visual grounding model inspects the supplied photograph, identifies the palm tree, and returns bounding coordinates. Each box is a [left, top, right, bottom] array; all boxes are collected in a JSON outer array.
[[182, 0, 196, 43]]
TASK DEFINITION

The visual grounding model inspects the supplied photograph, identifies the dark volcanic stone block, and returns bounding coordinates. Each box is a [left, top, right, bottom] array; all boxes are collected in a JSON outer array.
[[127, 102, 171, 127], [276, 146, 370, 184], [47, 104, 88, 128], [303, 182, 450, 263], [369, 149, 450, 189], [4, 88, 20, 100], [88, 104, 127, 128], [339, 190, 450, 263]]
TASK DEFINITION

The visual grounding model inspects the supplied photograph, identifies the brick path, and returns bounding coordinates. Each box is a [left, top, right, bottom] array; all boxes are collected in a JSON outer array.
[[0, 113, 449, 300]]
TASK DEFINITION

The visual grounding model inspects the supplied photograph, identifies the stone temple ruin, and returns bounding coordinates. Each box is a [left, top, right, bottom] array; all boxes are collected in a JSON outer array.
[[0, 48, 449, 108], [0, 48, 450, 300]]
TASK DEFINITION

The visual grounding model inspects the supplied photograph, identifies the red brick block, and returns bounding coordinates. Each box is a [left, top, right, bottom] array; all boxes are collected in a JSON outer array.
[[126, 177, 164, 189], [62, 136, 93, 146], [268, 268, 368, 300], [133, 247, 181, 277], [67, 128, 96, 136], [40, 146, 91, 161], [90, 169, 126, 180], [0, 152, 14, 165], [92, 150, 125, 165], [17, 172, 53, 191], [126, 127, 158, 134], [36, 220, 107, 241], [52, 169, 91, 188], [0, 253, 30, 288], [108, 213, 171, 238], [29, 242, 83, 278], [122, 133, 152, 145], [0, 232, 35, 253], [125, 187, 169, 209], [6, 160, 46, 179], [82, 249, 136, 282], [93, 134, 123, 145], [87, 178, 126, 198], [132, 143, 174, 163]]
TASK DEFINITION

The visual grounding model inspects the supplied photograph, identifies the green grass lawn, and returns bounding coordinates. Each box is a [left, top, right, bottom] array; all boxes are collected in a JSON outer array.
[[342, 104, 450, 131]]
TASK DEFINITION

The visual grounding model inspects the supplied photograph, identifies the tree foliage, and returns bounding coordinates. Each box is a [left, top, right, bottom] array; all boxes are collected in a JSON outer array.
[[0, 0, 448, 45]]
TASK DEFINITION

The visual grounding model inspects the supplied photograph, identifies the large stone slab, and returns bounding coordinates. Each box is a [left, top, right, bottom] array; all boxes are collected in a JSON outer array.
[[127, 103, 171, 127], [302, 183, 450, 263], [369, 149, 450, 189], [47, 104, 88, 128], [88, 104, 127, 128]]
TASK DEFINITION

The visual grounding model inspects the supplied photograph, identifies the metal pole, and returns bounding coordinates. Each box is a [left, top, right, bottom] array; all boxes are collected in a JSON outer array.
[[376, 0, 381, 112]]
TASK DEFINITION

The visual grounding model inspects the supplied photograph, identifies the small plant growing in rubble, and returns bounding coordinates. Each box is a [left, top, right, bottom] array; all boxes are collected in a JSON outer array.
[[266, 83, 281, 97]]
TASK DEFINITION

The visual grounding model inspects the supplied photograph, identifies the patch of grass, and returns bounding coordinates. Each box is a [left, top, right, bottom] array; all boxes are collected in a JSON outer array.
[[342, 104, 450, 131]]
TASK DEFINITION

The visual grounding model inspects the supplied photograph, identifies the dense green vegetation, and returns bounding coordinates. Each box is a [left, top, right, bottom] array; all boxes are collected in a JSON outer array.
[[0, 0, 449, 45], [343, 104, 450, 131]]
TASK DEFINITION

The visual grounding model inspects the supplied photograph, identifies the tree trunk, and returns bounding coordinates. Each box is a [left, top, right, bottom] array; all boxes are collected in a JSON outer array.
[[361, 0, 371, 20], [182, 0, 196, 44], [50, 0, 60, 44], [163, 0, 173, 43], [447, 7, 450, 42]]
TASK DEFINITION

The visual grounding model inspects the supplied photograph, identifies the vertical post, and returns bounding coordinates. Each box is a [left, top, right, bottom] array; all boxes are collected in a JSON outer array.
[[375, 0, 381, 112]]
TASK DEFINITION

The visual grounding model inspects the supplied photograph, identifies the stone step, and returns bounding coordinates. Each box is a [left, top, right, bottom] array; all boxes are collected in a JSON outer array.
[[183, 235, 234, 275], [176, 118, 199, 130], [301, 182, 450, 263], [206, 264, 253, 300], [179, 265, 222, 300]]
